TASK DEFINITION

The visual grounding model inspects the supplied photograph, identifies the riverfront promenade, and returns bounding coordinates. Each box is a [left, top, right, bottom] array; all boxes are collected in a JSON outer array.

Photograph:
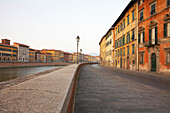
[[0, 64, 78, 113], [75, 64, 170, 113]]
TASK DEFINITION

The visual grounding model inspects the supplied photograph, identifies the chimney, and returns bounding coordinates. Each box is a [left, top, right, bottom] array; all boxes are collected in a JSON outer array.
[[2, 39, 10, 45]]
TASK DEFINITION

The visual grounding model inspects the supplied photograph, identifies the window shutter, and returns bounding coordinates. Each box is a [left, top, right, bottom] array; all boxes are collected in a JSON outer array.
[[164, 23, 167, 38], [129, 34, 130, 42], [138, 33, 140, 44], [143, 31, 145, 42], [149, 29, 151, 44], [155, 26, 157, 44]]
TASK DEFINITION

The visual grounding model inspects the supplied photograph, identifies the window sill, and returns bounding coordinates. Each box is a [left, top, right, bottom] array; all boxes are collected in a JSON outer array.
[[165, 63, 170, 66]]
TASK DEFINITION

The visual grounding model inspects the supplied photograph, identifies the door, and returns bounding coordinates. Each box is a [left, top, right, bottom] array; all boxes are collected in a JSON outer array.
[[120, 58, 122, 68], [127, 57, 129, 69], [151, 53, 156, 72]]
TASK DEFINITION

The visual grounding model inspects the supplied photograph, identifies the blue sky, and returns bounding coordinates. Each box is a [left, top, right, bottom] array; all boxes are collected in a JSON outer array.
[[0, 0, 130, 55]]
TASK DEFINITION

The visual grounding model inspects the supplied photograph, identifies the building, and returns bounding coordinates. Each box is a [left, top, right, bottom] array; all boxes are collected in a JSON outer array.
[[99, 35, 106, 66], [112, 0, 138, 70], [29, 48, 36, 62], [105, 28, 114, 67], [41, 51, 52, 62], [35, 50, 46, 62], [64, 52, 73, 62], [13, 42, 29, 62], [138, 0, 170, 74], [41, 49, 64, 62], [0, 39, 17, 62]]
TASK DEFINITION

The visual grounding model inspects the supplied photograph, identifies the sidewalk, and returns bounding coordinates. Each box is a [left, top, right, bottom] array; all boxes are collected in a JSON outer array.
[[0, 64, 78, 113], [104, 66, 170, 80]]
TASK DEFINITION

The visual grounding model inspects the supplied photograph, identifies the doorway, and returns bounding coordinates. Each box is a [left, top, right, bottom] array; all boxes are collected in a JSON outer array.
[[151, 53, 156, 72]]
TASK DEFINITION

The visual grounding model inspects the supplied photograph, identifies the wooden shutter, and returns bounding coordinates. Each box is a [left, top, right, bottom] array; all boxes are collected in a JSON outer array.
[[143, 31, 145, 42], [164, 23, 167, 38], [138, 33, 140, 44], [155, 27, 157, 44], [149, 29, 151, 44]]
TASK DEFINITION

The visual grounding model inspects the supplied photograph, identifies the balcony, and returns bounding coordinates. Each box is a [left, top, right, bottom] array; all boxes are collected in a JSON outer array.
[[143, 41, 160, 47]]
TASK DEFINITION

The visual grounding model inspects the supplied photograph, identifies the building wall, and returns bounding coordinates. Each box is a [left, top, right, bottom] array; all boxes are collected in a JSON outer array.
[[114, 1, 138, 70], [0, 44, 17, 62], [138, 0, 170, 74], [29, 49, 35, 62], [100, 36, 106, 66]]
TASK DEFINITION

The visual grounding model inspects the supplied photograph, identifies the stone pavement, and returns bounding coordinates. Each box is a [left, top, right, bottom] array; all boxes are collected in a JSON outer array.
[[74, 65, 170, 113], [0, 64, 78, 113]]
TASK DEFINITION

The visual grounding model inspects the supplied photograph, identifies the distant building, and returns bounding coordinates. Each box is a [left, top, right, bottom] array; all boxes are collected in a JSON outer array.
[[64, 52, 73, 62], [0, 39, 17, 62], [29, 48, 36, 62], [41, 50, 52, 62], [41, 49, 64, 62], [13, 42, 29, 62]]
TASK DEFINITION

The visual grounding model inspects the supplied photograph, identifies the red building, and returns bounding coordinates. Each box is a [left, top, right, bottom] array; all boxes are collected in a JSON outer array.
[[138, 0, 170, 74], [64, 52, 73, 62]]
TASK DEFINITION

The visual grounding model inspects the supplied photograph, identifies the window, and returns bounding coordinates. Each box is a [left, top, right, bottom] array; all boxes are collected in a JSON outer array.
[[118, 25, 120, 33], [138, 31, 145, 44], [123, 19, 125, 29], [164, 22, 170, 38], [167, 0, 170, 7], [127, 46, 129, 55], [121, 22, 123, 31], [132, 44, 135, 54], [140, 11, 143, 21], [140, 53, 144, 64], [127, 15, 129, 25], [131, 29, 135, 41], [133, 60, 135, 64], [123, 36, 125, 45], [132, 10, 135, 21], [149, 27, 157, 44], [150, 3, 156, 15], [120, 49, 122, 56], [123, 47, 125, 56], [165, 49, 170, 65], [126, 33, 130, 43]]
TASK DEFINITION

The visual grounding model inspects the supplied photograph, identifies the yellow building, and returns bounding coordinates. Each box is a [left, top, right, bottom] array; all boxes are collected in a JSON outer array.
[[112, 0, 138, 70], [99, 27, 115, 67], [0, 39, 17, 62], [29, 48, 35, 62], [42, 49, 64, 62], [99, 35, 106, 66]]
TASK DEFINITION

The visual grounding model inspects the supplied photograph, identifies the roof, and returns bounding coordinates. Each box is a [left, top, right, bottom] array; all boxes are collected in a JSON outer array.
[[64, 52, 72, 55], [29, 48, 35, 51], [13, 42, 29, 47], [111, 0, 136, 27], [42, 49, 63, 52], [0, 43, 17, 48], [99, 27, 114, 45]]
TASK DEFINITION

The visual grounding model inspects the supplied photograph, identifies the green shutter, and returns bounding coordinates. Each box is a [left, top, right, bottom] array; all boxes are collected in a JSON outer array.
[[149, 29, 151, 44], [164, 23, 167, 38], [138, 33, 140, 44], [143, 31, 145, 42], [155, 27, 157, 44], [129, 34, 130, 42]]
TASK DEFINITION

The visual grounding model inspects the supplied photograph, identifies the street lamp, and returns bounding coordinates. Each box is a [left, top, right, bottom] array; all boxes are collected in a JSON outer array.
[[76, 36, 80, 64]]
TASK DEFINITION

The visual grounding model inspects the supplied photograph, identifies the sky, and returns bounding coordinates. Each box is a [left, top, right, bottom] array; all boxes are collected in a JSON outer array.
[[0, 0, 130, 56]]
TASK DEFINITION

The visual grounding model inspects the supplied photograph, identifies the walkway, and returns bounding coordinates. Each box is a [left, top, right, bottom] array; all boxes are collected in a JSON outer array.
[[74, 64, 170, 113]]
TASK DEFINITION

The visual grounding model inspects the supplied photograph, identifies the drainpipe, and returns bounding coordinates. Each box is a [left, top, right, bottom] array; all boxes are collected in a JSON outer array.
[[136, 1, 139, 71]]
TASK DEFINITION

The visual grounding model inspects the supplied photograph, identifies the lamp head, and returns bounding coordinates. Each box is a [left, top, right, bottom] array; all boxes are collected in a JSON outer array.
[[76, 36, 80, 42]]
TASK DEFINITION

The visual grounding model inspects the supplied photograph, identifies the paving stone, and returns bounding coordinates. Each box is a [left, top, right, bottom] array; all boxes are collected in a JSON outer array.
[[74, 64, 170, 113]]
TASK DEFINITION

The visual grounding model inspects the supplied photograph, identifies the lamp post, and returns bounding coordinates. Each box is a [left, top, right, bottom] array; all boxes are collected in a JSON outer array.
[[76, 36, 80, 64]]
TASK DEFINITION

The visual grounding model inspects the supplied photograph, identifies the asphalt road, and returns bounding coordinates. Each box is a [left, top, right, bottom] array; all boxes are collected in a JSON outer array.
[[93, 64, 170, 91], [74, 64, 170, 113]]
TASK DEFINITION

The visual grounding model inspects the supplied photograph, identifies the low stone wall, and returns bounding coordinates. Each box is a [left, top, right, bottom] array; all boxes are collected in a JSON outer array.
[[0, 62, 73, 68], [0, 63, 96, 113]]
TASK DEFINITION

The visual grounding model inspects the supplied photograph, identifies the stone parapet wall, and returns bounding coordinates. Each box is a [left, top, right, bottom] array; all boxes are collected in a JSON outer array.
[[0, 62, 73, 68]]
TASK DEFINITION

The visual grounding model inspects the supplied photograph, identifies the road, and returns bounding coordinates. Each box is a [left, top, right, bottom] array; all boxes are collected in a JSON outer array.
[[74, 64, 170, 113]]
